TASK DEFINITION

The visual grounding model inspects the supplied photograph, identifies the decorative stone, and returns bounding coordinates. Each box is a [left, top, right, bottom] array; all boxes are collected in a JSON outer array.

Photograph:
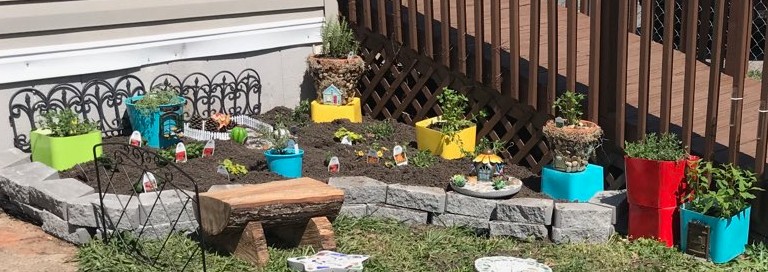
[[551, 226, 614, 244], [67, 193, 102, 227], [93, 193, 141, 230], [385, 184, 445, 213], [207, 184, 244, 192], [475, 256, 552, 272], [28, 178, 94, 220], [39, 210, 93, 245], [339, 204, 368, 218], [432, 213, 490, 230], [553, 203, 613, 229], [589, 190, 628, 227], [0, 148, 31, 169], [367, 204, 428, 225], [445, 192, 498, 219], [495, 198, 554, 225], [328, 176, 387, 204], [137, 189, 197, 226], [489, 221, 548, 240], [287, 250, 369, 272], [0, 162, 59, 203]]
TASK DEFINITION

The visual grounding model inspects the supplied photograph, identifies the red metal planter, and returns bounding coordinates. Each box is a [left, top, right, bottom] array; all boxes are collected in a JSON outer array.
[[624, 156, 687, 208], [628, 203, 679, 247]]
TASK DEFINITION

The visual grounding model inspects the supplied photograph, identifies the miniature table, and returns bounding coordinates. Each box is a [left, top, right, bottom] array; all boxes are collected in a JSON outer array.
[[199, 178, 345, 266]]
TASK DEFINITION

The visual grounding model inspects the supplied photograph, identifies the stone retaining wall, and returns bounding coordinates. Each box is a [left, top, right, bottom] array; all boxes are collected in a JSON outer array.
[[0, 147, 628, 245]]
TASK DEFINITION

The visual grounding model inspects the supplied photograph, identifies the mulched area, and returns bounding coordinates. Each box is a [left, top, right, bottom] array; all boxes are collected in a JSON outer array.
[[60, 107, 546, 199]]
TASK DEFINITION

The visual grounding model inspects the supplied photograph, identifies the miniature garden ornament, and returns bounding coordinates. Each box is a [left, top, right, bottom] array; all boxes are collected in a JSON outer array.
[[230, 127, 248, 144], [203, 139, 215, 157], [393, 145, 408, 166], [216, 164, 230, 181], [542, 90, 602, 173], [328, 156, 340, 173], [366, 150, 379, 164], [142, 172, 158, 193], [473, 149, 504, 182], [340, 136, 352, 145], [130, 131, 142, 147], [175, 142, 187, 163]]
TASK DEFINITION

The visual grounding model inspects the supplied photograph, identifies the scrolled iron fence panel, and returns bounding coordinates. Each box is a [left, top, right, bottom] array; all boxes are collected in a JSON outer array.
[[8, 69, 262, 152], [93, 143, 206, 271]]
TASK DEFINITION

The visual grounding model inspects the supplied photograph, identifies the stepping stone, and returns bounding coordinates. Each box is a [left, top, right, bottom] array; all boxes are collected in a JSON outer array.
[[474, 256, 552, 272], [287, 250, 369, 272], [0, 148, 30, 169]]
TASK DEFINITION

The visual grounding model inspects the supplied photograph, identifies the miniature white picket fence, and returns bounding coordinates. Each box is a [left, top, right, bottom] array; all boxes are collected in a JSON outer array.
[[183, 115, 272, 141]]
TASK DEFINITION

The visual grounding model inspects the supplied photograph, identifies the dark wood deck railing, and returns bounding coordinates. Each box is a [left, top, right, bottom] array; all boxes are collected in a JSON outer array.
[[341, 0, 768, 236]]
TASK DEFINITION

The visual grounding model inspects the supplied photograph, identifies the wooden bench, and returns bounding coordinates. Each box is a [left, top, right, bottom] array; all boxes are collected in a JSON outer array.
[[198, 178, 345, 266]]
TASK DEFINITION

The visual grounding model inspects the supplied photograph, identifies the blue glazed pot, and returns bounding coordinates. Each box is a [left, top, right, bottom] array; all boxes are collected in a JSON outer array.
[[125, 95, 185, 148], [680, 204, 751, 264], [264, 149, 304, 178]]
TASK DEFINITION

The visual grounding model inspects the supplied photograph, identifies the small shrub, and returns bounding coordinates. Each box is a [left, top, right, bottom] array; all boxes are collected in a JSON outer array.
[[553, 90, 585, 126], [748, 69, 762, 81], [466, 138, 506, 157], [220, 159, 248, 176], [451, 175, 467, 187], [321, 18, 359, 58], [685, 160, 762, 218], [434, 88, 485, 139], [334, 127, 364, 142], [291, 100, 311, 127], [411, 149, 437, 168], [260, 122, 292, 154], [364, 119, 395, 140], [624, 133, 686, 161], [492, 177, 507, 190], [133, 86, 183, 114], [37, 109, 98, 137]]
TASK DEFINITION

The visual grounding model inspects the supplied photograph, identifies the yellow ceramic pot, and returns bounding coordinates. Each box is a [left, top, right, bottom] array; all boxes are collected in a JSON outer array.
[[310, 97, 363, 123], [415, 116, 476, 160]]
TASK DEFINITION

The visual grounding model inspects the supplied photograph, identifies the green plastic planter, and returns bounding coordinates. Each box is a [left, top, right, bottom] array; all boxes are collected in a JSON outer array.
[[30, 129, 102, 171]]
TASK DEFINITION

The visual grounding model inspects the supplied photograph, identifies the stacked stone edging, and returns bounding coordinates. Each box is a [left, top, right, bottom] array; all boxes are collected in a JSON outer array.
[[329, 176, 627, 244]]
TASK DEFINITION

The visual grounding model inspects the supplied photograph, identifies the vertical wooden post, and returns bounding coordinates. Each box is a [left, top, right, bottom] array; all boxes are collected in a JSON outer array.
[[424, 0, 434, 58], [546, 0, 558, 115], [457, 0, 467, 74], [659, 0, 675, 133], [393, 0, 403, 43], [704, 0, 727, 161], [440, 0, 451, 66], [491, 0, 501, 90], [728, 0, 753, 164], [527, 0, 541, 109], [598, 0, 618, 140], [509, 0, 521, 100], [637, 0, 653, 139], [682, 0, 699, 151], [588, 0, 602, 122], [474, 0, 484, 83], [567, 0, 578, 93]]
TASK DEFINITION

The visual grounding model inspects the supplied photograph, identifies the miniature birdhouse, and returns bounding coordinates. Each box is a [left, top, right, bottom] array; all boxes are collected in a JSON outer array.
[[322, 84, 344, 105], [473, 149, 504, 182]]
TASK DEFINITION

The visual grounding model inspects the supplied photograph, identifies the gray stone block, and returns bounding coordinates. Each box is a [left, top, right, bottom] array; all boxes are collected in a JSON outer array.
[[40, 210, 93, 245], [339, 204, 368, 218], [328, 176, 388, 204], [589, 190, 628, 231], [134, 221, 199, 240], [432, 213, 490, 230], [67, 193, 102, 227], [0, 148, 30, 169], [367, 204, 428, 225], [0, 162, 59, 204], [386, 184, 445, 213], [489, 221, 548, 240], [28, 178, 94, 219], [207, 184, 244, 192], [19, 203, 43, 224], [137, 189, 197, 226], [445, 192, 497, 219], [93, 194, 141, 230], [553, 203, 613, 229], [551, 226, 614, 244], [496, 198, 554, 225]]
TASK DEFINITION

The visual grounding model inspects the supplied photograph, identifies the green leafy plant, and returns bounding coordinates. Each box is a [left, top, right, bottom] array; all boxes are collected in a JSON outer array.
[[465, 138, 507, 157], [685, 160, 763, 218], [321, 18, 359, 58], [434, 88, 485, 139], [37, 109, 98, 137], [157, 142, 204, 161], [451, 175, 467, 187], [553, 90, 586, 126], [291, 100, 311, 127], [364, 119, 395, 140], [133, 87, 183, 114], [260, 122, 292, 155], [334, 127, 364, 142], [748, 69, 762, 81], [492, 177, 507, 190], [220, 159, 248, 176], [410, 149, 437, 168], [624, 133, 686, 161]]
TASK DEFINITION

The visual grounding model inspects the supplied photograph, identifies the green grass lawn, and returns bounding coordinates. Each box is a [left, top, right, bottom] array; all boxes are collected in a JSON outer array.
[[78, 217, 768, 272]]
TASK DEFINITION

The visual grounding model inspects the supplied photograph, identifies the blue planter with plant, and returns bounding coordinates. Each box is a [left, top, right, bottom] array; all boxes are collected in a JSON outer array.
[[679, 160, 762, 263], [125, 87, 185, 148], [261, 123, 303, 178]]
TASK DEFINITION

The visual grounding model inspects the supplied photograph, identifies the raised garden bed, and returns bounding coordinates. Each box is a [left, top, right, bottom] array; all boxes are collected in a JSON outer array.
[[60, 107, 544, 198]]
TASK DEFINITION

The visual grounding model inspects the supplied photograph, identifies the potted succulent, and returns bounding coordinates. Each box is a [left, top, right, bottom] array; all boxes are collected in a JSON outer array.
[[415, 88, 480, 159], [30, 109, 102, 170], [261, 123, 304, 178], [624, 133, 688, 208], [308, 18, 365, 123], [126, 86, 185, 148], [680, 160, 762, 263], [542, 90, 602, 172]]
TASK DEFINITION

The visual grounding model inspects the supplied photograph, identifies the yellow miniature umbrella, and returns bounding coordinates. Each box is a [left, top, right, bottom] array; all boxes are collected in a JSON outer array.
[[473, 149, 503, 164]]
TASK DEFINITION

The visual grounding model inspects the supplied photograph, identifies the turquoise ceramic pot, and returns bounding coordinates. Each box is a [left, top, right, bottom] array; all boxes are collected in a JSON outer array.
[[680, 204, 751, 264], [264, 149, 304, 178], [125, 95, 185, 148]]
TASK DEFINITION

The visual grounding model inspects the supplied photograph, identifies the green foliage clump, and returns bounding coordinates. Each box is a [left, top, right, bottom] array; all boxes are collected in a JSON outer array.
[[321, 18, 359, 58], [133, 87, 183, 114], [261, 122, 292, 154], [435, 88, 485, 139], [220, 159, 248, 176], [492, 177, 507, 190], [37, 109, 98, 137], [291, 100, 311, 127], [410, 149, 437, 168], [748, 69, 763, 81], [450, 174, 467, 187], [553, 90, 585, 126], [334, 127, 364, 142], [364, 119, 395, 140], [465, 138, 507, 157], [624, 133, 686, 161], [157, 142, 204, 162], [686, 160, 763, 218]]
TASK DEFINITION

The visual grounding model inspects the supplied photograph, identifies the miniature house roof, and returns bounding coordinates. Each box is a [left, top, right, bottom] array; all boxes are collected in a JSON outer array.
[[323, 85, 342, 95]]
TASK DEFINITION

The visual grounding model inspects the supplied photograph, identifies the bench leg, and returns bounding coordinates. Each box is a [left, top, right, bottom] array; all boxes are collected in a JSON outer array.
[[298, 216, 336, 251], [207, 221, 270, 267]]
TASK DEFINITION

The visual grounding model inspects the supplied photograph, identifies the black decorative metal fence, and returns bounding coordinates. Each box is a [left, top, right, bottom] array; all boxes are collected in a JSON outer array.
[[8, 69, 262, 152], [93, 143, 206, 271]]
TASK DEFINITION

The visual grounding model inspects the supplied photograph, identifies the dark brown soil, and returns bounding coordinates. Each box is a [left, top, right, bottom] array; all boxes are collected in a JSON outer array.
[[61, 107, 546, 199]]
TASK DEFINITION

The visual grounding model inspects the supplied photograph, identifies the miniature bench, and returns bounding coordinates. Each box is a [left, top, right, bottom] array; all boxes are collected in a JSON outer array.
[[198, 178, 345, 266]]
